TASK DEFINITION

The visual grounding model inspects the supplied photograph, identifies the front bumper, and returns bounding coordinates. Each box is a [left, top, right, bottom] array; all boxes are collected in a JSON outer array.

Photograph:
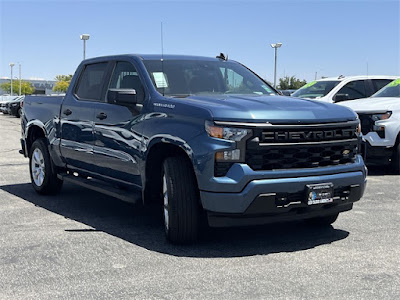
[[363, 131, 396, 148], [200, 163, 366, 227], [207, 203, 354, 227], [20, 138, 27, 157], [362, 140, 395, 165], [10, 105, 19, 116]]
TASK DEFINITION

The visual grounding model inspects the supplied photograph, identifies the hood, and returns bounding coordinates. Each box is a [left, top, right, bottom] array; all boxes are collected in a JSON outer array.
[[180, 94, 357, 124], [338, 97, 400, 113], [292, 95, 330, 101]]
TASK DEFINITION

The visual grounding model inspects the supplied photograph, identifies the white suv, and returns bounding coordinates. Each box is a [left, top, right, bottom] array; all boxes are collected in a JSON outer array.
[[339, 78, 400, 173], [292, 75, 397, 103]]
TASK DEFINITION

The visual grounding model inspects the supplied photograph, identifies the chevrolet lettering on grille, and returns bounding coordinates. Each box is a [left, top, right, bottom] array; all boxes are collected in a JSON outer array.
[[262, 129, 355, 142]]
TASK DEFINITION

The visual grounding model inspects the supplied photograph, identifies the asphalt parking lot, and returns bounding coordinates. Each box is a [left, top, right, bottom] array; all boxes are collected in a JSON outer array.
[[0, 114, 399, 299]]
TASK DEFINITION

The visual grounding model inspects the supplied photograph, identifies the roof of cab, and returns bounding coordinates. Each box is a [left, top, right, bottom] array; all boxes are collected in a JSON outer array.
[[315, 75, 398, 82], [82, 54, 223, 64]]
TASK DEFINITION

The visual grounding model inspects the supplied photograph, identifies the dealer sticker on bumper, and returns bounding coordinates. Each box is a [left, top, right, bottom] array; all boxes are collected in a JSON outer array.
[[306, 183, 334, 205]]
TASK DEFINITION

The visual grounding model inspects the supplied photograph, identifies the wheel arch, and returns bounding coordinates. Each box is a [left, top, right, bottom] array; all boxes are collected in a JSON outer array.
[[395, 131, 400, 147], [143, 140, 199, 206], [25, 121, 48, 156]]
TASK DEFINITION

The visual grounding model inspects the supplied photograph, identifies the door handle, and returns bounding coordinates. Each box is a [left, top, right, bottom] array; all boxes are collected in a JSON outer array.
[[96, 112, 107, 120], [63, 109, 72, 116]]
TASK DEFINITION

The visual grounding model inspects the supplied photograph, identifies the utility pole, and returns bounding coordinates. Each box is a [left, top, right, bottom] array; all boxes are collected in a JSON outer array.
[[270, 43, 282, 88], [9, 63, 15, 96], [19, 63, 22, 95], [80, 34, 90, 60]]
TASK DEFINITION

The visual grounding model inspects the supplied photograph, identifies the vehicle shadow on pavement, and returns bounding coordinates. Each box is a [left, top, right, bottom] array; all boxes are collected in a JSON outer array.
[[1, 182, 349, 258], [367, 165, 397, 176]]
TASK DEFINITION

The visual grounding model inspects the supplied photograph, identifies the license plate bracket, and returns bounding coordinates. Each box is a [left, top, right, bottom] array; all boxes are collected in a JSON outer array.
[[306, 183, 334, 205]]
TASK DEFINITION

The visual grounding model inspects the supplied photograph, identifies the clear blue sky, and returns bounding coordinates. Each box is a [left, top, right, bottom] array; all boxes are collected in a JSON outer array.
[[1, 0, 399, 82]]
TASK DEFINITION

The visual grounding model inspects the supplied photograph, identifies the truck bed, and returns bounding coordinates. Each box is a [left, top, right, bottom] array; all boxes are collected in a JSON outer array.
[[23, 95, 64, 124]]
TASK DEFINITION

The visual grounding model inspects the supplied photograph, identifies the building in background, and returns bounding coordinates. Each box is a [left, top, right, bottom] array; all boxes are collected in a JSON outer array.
[[0, 78, 61, 95]]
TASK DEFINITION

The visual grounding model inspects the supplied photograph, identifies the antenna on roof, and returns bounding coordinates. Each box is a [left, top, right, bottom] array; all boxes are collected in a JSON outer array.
[[161, 22, 164, 59], [216, 53, 228, 61], [161, 22, 165, 96]]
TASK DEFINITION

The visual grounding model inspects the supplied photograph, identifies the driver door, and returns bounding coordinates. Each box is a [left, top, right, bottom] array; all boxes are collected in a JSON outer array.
[[91, 61, 146, 187]]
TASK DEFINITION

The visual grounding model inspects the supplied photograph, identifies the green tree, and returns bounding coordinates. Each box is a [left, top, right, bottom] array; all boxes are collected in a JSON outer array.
[[53, 74, 73, 93], [53, 81, 70, 93], [278, 76, 307, 90], [0, 80, 35, 95], [55, 74, 73, 82]]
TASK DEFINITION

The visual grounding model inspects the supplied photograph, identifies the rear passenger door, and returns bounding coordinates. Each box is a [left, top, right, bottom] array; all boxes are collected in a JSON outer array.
[[92, 61, 146, 188], [60, 62, 109, 173]]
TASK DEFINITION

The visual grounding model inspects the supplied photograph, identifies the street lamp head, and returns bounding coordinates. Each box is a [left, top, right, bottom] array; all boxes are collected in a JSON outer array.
[[270, 43, 283, 48], [80, 34, 90, 40], [9, 62, 15, 67]]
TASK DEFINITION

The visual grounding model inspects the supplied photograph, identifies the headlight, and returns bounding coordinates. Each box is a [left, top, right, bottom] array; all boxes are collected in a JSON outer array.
[[370, 112, 391, 138], [205, 121, 252, 141], [371, 112, 392, 121]]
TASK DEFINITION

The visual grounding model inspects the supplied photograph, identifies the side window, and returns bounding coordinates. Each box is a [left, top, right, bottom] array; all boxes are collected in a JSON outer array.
[[109, 61, 145, 104], [372, 79, 392, 93], [75, 63, 108, 100], [335, 80, 367, 101]]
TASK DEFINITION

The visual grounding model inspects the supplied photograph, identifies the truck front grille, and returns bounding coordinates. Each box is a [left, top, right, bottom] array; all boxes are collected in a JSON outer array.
[[246, 141, 358, 170], [245, 121, 359, 171]]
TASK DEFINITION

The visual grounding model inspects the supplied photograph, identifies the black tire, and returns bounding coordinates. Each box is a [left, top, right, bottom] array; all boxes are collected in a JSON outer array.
[[17, 107, 22, 118], [392, 143, 400, 175], [305, 213, 339, 226], [162, 156, 200, 244], [29, 138, 63, 195]]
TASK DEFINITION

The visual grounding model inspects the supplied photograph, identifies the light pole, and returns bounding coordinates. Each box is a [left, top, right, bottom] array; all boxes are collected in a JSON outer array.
[[9, 63, 15, 96], [80, 34, 90, 60], [270, 43, 282, 88], [19, 63, 22, 96]]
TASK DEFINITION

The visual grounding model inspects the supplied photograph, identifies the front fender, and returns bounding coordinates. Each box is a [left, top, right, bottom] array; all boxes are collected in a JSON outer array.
[[145, 133, 196, 163]]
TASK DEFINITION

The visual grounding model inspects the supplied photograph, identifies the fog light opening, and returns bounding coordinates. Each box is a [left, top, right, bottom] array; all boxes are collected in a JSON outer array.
[[215, 149, 241, 161]]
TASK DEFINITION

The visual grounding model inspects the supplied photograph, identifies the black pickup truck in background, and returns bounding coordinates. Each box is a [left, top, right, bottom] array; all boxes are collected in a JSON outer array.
[[21, 54, 367, 243]]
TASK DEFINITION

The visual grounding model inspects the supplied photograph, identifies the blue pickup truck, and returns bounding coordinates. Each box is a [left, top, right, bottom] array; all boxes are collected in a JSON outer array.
[[21, 54, 367, 243]]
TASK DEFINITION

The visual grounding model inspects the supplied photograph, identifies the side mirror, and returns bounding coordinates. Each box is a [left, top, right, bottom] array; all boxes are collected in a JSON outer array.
[[107, 89, 137, 105], [333, 93, 350, 102]]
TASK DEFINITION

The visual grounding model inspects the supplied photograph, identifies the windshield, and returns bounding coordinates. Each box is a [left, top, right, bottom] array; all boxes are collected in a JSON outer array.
[[142, 59, 277, 97], [292, 80, 340, 99], [371, 78, 400, 98]]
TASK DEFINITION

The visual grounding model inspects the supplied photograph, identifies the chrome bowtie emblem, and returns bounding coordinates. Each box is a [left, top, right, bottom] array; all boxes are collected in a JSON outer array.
[[342, 149, 350, 155]]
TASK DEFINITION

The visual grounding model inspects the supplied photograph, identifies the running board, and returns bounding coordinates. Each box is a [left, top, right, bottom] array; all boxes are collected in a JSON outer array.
[[57, 173, 141, 204]]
